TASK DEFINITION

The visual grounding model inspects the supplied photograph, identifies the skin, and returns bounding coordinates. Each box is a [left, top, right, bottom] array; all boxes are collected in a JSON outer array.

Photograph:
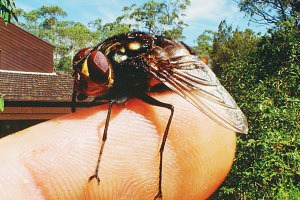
[[0, 92, 236, 199]]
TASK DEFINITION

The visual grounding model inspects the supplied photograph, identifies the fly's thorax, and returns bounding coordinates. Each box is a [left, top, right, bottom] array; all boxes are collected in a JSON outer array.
[[108, 56, 150, 96]]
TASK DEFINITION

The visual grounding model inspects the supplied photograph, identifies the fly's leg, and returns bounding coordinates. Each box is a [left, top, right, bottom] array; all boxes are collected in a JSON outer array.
[[88, 101, 114, 184], [138, 94, 174, 200]]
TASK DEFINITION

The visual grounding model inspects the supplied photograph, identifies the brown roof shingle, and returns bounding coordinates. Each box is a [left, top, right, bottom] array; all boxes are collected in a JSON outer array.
[[0, 71, 73, 102]]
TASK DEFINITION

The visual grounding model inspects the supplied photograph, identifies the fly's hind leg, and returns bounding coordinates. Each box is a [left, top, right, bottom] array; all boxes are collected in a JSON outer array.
[[88, 100, 114, 184], [137, 93, 174, 200]]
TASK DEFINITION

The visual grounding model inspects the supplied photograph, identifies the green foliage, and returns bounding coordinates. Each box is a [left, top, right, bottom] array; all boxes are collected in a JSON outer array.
[[0, 0, 17, 23], [88, 18, 130, 41], [54, 21, 98, 73], [192, 30, 214, 57], [0, 97, 4, 112], [209, 20, 260, 76], [19, 6, 67, 43], [55, 55, 73, 73], [209, 18, 299, 200], [120, 0, 191, 39]]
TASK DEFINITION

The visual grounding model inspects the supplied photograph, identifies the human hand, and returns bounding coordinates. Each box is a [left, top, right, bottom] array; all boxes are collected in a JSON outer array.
[[0, 91, 236, 199]]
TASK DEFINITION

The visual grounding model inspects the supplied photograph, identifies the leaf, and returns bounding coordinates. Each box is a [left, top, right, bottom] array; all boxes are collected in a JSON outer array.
[[0, 97, 4, 112], [9, 0, 16, 10], [0, 0, 18, 23], [3, 10, 9, 23]]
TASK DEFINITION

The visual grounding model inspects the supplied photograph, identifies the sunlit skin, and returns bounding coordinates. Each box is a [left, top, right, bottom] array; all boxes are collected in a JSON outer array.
[[0, 92, 236, 199]]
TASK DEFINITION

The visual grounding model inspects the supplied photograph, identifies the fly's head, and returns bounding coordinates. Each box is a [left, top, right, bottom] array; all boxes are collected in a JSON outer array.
[[73, 47, 114, 99], [103, 32, 154, 66]]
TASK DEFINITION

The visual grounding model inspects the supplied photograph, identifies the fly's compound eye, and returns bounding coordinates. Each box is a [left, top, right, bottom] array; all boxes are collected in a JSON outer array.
[[87, 50, 111, 84], [73, 47, 93, 69]]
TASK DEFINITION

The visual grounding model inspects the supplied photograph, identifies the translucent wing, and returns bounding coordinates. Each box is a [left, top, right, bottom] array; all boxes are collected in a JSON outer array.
[[148, 38, 248, 134]]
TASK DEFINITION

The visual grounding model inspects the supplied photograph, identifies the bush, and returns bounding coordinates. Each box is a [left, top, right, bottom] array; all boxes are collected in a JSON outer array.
[[210, 19, 299, 199]]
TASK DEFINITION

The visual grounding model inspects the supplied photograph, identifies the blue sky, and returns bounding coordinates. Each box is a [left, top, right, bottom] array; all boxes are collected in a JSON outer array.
[[16, 0, 268, 46]]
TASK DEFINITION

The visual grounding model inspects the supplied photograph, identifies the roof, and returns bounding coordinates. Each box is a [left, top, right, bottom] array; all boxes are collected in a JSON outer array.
[[0, 70, 73, 102]]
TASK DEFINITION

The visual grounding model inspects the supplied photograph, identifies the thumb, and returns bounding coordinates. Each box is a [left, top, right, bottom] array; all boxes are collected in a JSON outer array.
[[0, 92, 236, 199]]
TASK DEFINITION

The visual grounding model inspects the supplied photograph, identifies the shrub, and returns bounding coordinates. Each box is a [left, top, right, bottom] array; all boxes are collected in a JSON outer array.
[[210, 19, 299, 199]]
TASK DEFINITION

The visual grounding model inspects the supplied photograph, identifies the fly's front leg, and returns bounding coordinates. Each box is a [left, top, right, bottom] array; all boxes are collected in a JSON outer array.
[[137, 94, 174, 200], [88, 100, 114, 184]]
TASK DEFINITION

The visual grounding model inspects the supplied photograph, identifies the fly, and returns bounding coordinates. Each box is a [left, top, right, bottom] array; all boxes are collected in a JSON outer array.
[[71, 32, 248, 199]]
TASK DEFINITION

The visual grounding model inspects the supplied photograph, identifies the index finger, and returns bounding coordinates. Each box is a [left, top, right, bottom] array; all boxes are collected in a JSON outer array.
[[0, 91, 236, 199]]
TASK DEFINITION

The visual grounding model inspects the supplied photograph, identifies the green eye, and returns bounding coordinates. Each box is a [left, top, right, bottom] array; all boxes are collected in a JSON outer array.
[[113, 53, 127, 63]]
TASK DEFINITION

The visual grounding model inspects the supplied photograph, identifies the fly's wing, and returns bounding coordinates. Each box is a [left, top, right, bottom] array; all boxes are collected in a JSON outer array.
[[149, 38, 248, 134]]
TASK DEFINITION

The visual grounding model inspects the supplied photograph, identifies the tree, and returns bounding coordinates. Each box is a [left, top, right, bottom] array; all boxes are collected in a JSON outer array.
[[192, 30, 214, 57], [88, 18, 131, 41], [18, 6, 67, 44], [0, 0, 17, 23], [210, 17, 299, 200], [120, 0, 191, 39], [208, 20, 260, 76], [55, 21, 97, 73], [39, 6, 67, 30], [238, 0, 300, 27], [18, 6, 98, 74]]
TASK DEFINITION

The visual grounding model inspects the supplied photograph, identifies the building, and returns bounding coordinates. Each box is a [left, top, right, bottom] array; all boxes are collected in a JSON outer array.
[[0, 19, 84, 137]]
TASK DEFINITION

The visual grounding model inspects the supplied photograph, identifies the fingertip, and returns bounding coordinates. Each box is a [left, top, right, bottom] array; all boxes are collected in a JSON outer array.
[[0, 91, 236, 199]]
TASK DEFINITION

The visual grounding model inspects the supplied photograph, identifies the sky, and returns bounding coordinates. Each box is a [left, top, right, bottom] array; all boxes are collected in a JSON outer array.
[[16, 0, 268, 46]]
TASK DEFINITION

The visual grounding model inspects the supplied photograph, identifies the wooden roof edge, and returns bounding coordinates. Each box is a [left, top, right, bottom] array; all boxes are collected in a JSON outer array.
[[4, 100, 93, 107], [0, 69, 58, 75]]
